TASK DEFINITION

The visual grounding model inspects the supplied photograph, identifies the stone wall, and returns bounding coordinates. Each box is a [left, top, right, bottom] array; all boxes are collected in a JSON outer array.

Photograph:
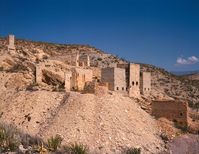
[[152, 100, 188, 127], [140, 72, 151, 95], [129, 63, 140, 97], [83, 81, 108, 96]]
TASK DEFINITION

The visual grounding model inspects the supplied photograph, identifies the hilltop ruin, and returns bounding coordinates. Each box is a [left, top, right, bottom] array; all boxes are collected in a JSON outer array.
[[4, 33, 151, 97]]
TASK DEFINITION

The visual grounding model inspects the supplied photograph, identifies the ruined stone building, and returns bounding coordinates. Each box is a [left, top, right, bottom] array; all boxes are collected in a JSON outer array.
[[79, 54, 90, 67], [101, 63, 151, 97], [101, 67, 127, 93], [70, 53, 90, 67], [8, 34, 151, 97], [36, 59, 93, 92], [116, 63, 141, 97], [152, 100, 188, 127], [70, 68, 93, 91]]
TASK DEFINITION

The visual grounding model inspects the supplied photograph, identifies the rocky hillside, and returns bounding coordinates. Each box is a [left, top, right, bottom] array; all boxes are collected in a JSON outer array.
[[0, 37, 126, 69], [1, 37, 198, 106], [0, 36, 199, 153], [140, 64, 199, 107]]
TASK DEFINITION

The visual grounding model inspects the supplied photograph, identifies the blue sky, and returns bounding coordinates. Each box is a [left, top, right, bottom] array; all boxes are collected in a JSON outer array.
[[0, 0, 199, 71]]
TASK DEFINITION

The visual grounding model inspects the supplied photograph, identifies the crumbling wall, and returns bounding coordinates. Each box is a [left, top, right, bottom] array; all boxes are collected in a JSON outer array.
[[71, 68, 93, 91], [83, 81, 108, 96], [152, 100, 188, 127], [140, 72, 151, 95], [79, 54, 90, 67], [91, 67, 101, 80]]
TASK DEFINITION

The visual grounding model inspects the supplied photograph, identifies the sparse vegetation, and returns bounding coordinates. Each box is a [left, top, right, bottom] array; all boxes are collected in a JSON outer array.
[[0, 124, 19, 152], [0, 124, 90, 153], [47, 134, 63, 151], [63, 143, 89, 154], [126, 147, 141, 154]]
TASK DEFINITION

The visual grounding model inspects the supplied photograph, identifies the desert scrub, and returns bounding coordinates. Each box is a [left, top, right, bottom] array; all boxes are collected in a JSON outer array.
[[0, 124, 19, 152], [47, 134, 63, 151], [63, 143, 89, 154], [126, 147, 141, 154]]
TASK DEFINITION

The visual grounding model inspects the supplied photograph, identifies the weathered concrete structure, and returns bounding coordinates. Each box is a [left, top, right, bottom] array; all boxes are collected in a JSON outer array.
[[140, 72, 151, 95], [7, 35, 16, 54], [101, 67, 127, 93], [129, 63, 140, 97], [117, 63, 140, 97], [152, 100, 188, 127]]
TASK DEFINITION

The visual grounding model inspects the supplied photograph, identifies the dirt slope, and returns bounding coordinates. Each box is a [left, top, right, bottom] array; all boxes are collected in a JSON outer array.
[[0, 90, 165, 153]]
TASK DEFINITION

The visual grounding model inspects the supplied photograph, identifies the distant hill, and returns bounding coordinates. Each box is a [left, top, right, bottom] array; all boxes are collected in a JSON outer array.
[[171, 70, 199, 76]]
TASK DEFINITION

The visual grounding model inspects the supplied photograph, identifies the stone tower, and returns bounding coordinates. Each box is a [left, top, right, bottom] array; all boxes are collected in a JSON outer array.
[[140, 72, 151, 95], [7, 35, 16, 54], [128, 63, 140, 97]]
